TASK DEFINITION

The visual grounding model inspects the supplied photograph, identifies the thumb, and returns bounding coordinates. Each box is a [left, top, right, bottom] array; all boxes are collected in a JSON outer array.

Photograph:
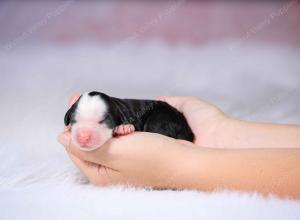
[[156, 96, 187, 111]]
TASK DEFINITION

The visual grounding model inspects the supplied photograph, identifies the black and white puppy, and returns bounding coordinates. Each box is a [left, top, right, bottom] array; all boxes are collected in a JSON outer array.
[[64, 91, 194, 150]]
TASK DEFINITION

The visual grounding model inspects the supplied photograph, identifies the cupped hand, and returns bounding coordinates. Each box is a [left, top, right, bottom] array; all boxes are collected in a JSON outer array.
[[58, 130, 199, 188], [59, 95, 199, 188], [157, 96, 230, 147], [59, 95, 230, 188]]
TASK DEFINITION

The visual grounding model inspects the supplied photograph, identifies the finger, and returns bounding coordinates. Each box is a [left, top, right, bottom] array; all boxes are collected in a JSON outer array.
[[58, 131, 169, 170], [177, 139, 197, 147], [157, 96, 213, 112], [68, 154, 122, 186], [68, 153, 96, 179], [156, 96, 188, 111], [68, 94, 80, 108]]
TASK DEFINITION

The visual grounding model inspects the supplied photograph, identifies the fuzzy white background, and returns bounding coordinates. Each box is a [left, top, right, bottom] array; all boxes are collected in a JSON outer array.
[[0, 42, 300, 220]]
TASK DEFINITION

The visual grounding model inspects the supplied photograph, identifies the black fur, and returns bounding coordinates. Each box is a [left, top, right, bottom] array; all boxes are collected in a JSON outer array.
[[64, 95, 81, 126], [64, 92, 194, 142]]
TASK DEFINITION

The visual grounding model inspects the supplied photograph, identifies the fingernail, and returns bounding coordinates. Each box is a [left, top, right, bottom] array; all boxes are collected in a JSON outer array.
[[58, 133, 70, 146], [156, 96, 164, 101]]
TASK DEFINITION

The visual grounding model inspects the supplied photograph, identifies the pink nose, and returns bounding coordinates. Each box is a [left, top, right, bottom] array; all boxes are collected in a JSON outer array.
[[76, 129, 92, 145]]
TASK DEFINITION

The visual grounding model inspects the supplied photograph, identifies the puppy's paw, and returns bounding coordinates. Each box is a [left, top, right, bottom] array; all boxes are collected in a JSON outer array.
[[113, 124, 135, 137]]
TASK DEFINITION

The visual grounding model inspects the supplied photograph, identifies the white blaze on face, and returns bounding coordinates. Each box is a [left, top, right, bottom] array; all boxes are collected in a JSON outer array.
[[71, 93, 113, 151]]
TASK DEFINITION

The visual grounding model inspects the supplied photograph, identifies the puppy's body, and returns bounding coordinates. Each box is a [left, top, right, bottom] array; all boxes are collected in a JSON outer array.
[[65, 91, 194, 150]]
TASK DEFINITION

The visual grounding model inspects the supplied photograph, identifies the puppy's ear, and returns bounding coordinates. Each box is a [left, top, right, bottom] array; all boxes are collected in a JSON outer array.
[[64, 103, 78, 126], [64, 95, 81, 126], [64, 107, 74, 126]]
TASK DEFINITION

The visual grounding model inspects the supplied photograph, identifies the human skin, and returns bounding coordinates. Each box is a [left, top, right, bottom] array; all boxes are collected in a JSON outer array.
[[58, 96, 300, 199]]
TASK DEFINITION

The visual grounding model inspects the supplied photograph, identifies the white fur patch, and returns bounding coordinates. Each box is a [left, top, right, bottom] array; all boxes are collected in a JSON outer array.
[[72, 92, 113, 150], [76, 92, 107, 122]]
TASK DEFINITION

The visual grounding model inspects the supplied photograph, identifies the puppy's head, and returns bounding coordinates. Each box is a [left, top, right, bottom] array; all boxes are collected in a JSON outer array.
[[64, 92, 115, 151]]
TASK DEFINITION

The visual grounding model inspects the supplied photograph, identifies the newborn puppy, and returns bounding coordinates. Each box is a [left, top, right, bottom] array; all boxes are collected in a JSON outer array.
[[64, 91, 194, 150]]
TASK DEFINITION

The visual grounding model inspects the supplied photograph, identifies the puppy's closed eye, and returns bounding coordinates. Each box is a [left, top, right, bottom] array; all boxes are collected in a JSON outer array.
[[99, 114, 109, 124]]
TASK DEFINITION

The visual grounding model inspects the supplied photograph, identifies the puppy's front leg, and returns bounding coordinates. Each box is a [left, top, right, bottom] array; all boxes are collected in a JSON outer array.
[[113, 124, 135, 137]]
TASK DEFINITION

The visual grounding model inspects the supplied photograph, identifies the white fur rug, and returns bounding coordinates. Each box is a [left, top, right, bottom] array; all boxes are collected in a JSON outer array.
[[0, 42, 300, 219]]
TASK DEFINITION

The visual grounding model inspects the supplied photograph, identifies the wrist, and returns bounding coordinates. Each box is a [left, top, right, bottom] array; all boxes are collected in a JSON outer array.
[[171, 145, 208, 190], [214, 116, 240, 148], [217, 119, 300, 148]]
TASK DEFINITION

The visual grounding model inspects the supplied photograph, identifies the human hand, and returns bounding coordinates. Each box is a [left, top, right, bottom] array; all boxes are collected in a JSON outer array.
[[59, 129, 200, 188], [58, 95, 200, 188], [58, 96, 300, 198], [157, 96, 230, 147]]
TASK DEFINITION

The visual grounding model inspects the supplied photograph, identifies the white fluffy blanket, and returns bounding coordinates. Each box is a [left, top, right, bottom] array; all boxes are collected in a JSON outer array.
[[0, 42, 300, 219]]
